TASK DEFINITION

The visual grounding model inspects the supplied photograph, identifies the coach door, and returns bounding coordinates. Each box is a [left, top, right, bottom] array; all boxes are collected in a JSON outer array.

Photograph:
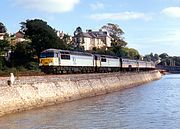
[[95, 55, 101, 67]]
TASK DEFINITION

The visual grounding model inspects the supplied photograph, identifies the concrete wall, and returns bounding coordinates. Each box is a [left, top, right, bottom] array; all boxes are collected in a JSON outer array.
[[0, 71, 161, 117]]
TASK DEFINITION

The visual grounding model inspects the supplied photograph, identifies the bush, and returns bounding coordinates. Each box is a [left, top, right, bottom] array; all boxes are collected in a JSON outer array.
[[0, 57, 5, 70], [26, 62, 40, 71], [0, 67, 17, 76], [16, 66, 27, 72]]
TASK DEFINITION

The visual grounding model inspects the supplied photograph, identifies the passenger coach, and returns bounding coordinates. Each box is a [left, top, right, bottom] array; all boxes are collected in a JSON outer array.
[[94, 54, 121, 72]]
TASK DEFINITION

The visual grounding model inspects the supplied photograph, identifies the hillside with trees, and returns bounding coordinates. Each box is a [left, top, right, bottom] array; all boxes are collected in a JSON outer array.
[[0, 19, 179, 75]]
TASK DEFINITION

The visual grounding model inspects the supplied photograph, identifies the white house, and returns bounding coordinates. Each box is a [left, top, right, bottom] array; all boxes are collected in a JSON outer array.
[[73, 29, 112, 50], [57, 31, 64, 39]]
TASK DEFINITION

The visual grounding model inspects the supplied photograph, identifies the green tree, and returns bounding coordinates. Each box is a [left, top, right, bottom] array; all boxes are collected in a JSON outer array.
[[101, 23, 127, 47], [144, 53, 160, 62], [0, 57, 5, 70], [10, 41, 34, 67], [0, 40, 10, 55], [174, 57, 180, 66], [144, 54, 151, 61], [159, 53, 168, 59], [154, 54, 159, 61], [73, 26, 84, 50], [0, 40, 10, 71], [20, 19, 66, 56], [128, 48, 140, 59]]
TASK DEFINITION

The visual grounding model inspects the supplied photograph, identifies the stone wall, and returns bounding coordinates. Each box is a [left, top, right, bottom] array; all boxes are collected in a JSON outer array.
[[0, 71, 161, 117]]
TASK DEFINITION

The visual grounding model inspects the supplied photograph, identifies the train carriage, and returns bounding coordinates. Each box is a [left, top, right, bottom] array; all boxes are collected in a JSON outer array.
[[148, 61, 155, 69], [94, 54, 120, 72], [137, 60, 147, 70], [121, 58, 138, 71], [146, 61, 152, 69]]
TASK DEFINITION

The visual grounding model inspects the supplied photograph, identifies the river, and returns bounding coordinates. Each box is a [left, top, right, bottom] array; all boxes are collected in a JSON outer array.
[[0, 74, 180, 129]]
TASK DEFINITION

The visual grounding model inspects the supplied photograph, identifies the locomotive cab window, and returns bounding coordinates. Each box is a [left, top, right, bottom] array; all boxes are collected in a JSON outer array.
[[40, 52, 55, 58], [61, 54, 70, 60]]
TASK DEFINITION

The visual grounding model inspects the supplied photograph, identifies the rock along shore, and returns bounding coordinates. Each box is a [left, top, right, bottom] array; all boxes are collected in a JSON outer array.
[[0, 70, 161, 117]]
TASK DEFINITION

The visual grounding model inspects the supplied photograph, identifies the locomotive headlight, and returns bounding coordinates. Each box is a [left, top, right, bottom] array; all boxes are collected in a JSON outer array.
[[49, 63, 53, 66]]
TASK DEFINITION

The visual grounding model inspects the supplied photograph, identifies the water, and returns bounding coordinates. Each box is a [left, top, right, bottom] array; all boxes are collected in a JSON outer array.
[[0, 74, 180, 129]]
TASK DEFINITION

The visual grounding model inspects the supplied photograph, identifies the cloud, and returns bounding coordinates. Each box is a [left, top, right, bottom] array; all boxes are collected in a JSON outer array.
[[89, 12, 152, 21], [90, 2, 104, 10], [14, 0, 80, 13], [161, 7, 180, 18]]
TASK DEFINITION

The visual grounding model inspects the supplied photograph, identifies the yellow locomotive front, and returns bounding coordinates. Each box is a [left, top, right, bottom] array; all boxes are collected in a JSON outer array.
[[39, 49, 59, 71]]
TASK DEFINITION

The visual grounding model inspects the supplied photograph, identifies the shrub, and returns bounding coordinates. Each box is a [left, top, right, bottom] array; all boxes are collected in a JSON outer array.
[[26, 62, 40, 71], [0, 57, 5, 70]]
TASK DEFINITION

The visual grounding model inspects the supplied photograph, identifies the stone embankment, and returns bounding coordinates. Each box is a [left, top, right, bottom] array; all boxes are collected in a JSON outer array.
[[0, 71, 161, 117]]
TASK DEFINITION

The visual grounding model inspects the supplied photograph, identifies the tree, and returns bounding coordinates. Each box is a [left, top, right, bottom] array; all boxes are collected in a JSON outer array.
[[143, 53, 160, 62], [10, 41, 34, 67], [159, 53, 168, 59], [0, 40, 10, 71], [144, 54, 151, 61], [0, 40, 10, 55], [128, 48, 140, 59], [73, 26, 84, 50], [101, 23, 127, 47], [174, 57, 180, 66], [20, 19, 66, 56], [91, 23, 140, 59], [0, 22, 6, 33]]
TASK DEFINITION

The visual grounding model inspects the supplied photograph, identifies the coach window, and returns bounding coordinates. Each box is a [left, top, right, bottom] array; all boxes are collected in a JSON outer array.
[[61, 54, 70, 60], [101, 58, 106, 62], [94, 56, 97, 60]]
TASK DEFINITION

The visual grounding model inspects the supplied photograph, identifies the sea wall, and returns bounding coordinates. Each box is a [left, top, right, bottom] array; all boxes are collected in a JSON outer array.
[[0, 71, 161, 117]]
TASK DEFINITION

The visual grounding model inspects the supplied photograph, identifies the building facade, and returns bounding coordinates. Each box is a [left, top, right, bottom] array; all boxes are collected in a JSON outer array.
[[73, 29, 112, 50]]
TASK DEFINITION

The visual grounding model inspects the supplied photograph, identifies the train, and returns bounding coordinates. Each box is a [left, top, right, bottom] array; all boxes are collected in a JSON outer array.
[[39, 49, 155, 74]]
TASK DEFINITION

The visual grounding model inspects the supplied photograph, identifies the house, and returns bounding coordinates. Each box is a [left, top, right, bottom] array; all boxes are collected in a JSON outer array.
[[10, 31, 27, 45], [56, 30, 73, 44], [73, 29, 112, 50], [57, 31, 64, 39], [15, 31, 25, 43]]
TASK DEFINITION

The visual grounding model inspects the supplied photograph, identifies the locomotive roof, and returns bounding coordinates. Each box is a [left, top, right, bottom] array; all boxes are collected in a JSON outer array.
[[94, 54, 119, 59], [59, 50, 93, 56], [121, 58, 137, 62], [41, 49, 93, 56], [41, 49, 59, 53]]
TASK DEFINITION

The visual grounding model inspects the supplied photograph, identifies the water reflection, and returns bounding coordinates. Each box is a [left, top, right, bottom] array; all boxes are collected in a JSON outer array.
[[0, 74, 180, 129]]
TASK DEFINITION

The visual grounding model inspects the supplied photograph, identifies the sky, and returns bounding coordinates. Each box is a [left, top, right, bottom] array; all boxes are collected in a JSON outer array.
[[1, 0, 180, 56]]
